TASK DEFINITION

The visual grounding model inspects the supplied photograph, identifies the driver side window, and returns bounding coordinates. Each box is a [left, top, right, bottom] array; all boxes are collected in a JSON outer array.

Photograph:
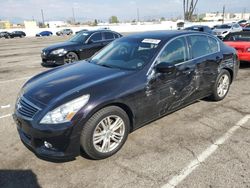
[[89, 32, 102, 42], [156, 37, 188, 65]]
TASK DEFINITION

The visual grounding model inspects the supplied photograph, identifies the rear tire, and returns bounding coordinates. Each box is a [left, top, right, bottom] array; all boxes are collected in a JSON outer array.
[[80, 106, 130, 160], [210, 69, 231, 101]]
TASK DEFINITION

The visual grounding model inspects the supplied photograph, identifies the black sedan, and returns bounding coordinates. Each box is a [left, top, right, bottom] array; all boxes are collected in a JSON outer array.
[[0, 31, 26, 38], [41, 30, 122, 65], [13, 31, 239, 160]]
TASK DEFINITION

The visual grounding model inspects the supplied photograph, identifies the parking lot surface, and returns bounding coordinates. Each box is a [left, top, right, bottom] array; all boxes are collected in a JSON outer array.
[[0, 36, 250, 188]]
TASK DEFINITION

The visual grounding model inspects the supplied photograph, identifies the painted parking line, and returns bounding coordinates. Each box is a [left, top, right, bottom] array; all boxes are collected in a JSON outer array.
[[0, 114, 12, 119], [1, 104, 11, 109], [0, 76, 31, 84], [162, 114, 250, 188], [0, 62, 38, 69]]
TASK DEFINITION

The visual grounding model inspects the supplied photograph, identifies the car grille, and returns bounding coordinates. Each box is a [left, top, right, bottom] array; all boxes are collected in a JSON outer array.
[[16, 97, 40, 119]]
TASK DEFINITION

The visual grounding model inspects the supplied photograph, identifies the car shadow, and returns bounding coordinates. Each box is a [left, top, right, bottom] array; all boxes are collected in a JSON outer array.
[[240, 61, 250, 69], [0, 170, 41, 188]]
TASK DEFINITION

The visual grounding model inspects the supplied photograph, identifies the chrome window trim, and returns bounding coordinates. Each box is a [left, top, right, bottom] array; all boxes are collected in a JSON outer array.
[[146, 33, 221, 75]]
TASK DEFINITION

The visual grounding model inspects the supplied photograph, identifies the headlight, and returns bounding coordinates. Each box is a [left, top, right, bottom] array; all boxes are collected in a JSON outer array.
[[51, 49, 67, 55], [40, 95, 90, 124]]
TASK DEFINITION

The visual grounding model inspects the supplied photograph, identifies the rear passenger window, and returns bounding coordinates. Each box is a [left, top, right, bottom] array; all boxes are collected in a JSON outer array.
[[207, 37, 219, 53], [189, 35, 217, 58], [104, 32, 114, 40], [157, 37, 188, 64], [90, 33, 102, 42]]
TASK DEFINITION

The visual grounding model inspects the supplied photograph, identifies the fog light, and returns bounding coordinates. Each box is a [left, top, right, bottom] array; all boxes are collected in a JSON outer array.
[[44, 141, 53, 149]]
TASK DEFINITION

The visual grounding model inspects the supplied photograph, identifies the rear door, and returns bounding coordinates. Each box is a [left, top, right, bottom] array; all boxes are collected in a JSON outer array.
[[187, 34, 221, 96]]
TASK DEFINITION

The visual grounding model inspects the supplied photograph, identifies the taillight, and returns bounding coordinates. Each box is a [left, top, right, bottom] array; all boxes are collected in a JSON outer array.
[[246, 48, 250, 52]]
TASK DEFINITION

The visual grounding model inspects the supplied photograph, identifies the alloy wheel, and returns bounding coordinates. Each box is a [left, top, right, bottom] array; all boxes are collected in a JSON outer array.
[[93, 115, 125, 153], [217, 74, 230, 98]]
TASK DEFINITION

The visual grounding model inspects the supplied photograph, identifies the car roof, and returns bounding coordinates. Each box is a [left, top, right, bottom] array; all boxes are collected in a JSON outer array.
[[123, 30, 206, 41], [82, 30, 117, 34], [187, 25, 209, 28]]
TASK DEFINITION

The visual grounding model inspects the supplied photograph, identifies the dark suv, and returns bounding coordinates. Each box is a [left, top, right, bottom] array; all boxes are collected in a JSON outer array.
[[41, 30, 122, 65]]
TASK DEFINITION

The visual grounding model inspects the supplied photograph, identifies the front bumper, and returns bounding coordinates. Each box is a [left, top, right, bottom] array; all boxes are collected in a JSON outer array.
[[41, 54, 65, 65], [13, 113, 82, 161]]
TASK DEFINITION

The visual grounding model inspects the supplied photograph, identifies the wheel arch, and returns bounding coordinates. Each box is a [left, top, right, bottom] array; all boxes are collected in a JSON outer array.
[[222, 67, 233, 83], [84, 102, 135, 133]]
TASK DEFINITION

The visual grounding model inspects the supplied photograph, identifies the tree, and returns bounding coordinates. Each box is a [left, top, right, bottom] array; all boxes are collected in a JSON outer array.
[[109, 16, 119, 24], [93, 19, 98, 26], [160, 17, 166, 21], [183, 0, 199, 21]]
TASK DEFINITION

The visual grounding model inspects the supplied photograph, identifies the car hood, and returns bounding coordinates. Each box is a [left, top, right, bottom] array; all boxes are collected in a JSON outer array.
[[23, 61, 130, 106], [43, 41, 78, 52]]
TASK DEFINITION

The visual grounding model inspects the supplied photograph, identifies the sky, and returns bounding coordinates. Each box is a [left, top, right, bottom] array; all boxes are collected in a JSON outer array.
[[0, 0, 250, 23]]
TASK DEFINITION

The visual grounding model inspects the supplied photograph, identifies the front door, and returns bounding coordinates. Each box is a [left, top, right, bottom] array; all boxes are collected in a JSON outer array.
[[79, 32, 105, 59], [145, 36, 199, 117]]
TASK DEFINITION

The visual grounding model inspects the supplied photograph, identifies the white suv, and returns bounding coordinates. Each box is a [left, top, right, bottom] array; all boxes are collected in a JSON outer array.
[[213, 23, 242, 39]]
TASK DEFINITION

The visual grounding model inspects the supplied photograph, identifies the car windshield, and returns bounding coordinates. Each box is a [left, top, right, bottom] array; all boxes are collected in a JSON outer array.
[[215, 24, 231, 29], [69, 32, 90, 43], [224, 33, 250, 41], [89, 38, 162, 70]]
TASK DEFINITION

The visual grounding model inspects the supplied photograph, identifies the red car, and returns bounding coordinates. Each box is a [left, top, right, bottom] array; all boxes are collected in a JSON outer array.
[[224, 31, 250, 62]]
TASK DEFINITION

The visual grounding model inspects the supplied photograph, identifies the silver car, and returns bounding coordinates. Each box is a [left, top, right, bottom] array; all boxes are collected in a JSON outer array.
[[213, 23, 242, 39]]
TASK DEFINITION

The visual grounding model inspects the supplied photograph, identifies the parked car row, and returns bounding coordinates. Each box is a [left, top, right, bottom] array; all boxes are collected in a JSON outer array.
[[0, 31, 26, 39]]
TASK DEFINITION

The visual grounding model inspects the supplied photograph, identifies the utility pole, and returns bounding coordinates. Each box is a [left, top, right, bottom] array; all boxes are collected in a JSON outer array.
[[41, 9, 45, 26], [222, 5, 225, 24], [137, 8, 140, 22], [72, 7, 76, 24]]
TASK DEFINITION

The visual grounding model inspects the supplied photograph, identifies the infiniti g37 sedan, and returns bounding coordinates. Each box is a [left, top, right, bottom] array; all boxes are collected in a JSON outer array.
[[41, 30, 122, 66], [13, 31, 239, 160]]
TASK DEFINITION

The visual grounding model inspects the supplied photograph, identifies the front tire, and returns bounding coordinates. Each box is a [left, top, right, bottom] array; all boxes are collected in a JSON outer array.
[[80, 106, 130, 160], [210, 69, 231, 101], [64, 52, 79, 64]]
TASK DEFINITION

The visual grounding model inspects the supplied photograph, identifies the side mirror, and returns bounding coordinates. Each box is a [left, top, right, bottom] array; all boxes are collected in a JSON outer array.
[[155, 62, 176, 74]]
